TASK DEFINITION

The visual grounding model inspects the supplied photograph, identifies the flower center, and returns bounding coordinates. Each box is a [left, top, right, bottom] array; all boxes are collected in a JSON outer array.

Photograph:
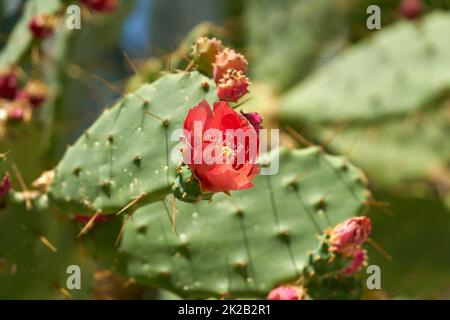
[[222, 145, 234, 157]]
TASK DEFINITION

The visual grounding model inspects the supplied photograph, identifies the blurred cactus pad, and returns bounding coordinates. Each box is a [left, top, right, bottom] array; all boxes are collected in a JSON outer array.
[[0, 0, 449, 300]]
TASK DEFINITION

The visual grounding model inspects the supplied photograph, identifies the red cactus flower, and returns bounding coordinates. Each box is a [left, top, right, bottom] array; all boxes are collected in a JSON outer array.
[[28, 14, 56, 39], [182, 100, 260, 193], [217, 69, 250, 102], [0, 173, 10, 197], [74, 213, 110, 224], [241, 112, 263, 134], [341, 248, 367, 275], [0, 70, 18, 100], [329, 216, 372, 255], [268, 286, 299, 300], [81, 0, 118, 12], [17, 81, 48, 109], [399, 0, 423, 20], [213, 48, 248, 84]]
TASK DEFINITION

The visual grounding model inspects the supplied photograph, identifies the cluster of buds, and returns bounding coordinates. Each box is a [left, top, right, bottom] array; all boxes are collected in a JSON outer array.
[[192, 38, 250, 102], [328, 216, 372, 275], [0, 70, 48, 125]]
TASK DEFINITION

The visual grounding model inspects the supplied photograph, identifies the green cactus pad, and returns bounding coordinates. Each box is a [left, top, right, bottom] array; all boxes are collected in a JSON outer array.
[[79, 215, 126, 273], [314, 103, 450, 194], [280, 12, 450, 123], [0, 197, 93, 299], [48, 72, 217, 215], [246, 0, 347, 92], [120, 146, 370, 298]]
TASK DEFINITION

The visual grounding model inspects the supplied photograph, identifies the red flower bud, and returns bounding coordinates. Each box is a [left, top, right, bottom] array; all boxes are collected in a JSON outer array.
[[217, 69, 250, 102], [329, 217, 372, 255], [28, 14, 56, 39], [399, 0, 422, 20], [182, 100, 260, 193], [213, 48, 248, 84], [0, 70, 18, 100], [81, 0, 118, 12]]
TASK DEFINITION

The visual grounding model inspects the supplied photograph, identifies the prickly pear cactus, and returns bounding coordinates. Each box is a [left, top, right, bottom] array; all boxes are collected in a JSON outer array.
[[120, 146, 370, 298], [279, 11, 450, 208], [0, 0, 379, 298], [281, 12, 450, 123], [48, 72, 217, 215]]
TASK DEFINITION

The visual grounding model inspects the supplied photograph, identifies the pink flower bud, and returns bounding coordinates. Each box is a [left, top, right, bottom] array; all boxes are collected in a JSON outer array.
[[217, 69, 250, 102], [341, 248, 367, 275], [0, 70, 18, 100], [267, 286, 299, 300], [213, 48, 248, 84], [329, 217, 371, 255], [242, 112, 263, 134], [7, 107, 25, 122], [399, 0, 422, 20], [0, 173, 10, 197]]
